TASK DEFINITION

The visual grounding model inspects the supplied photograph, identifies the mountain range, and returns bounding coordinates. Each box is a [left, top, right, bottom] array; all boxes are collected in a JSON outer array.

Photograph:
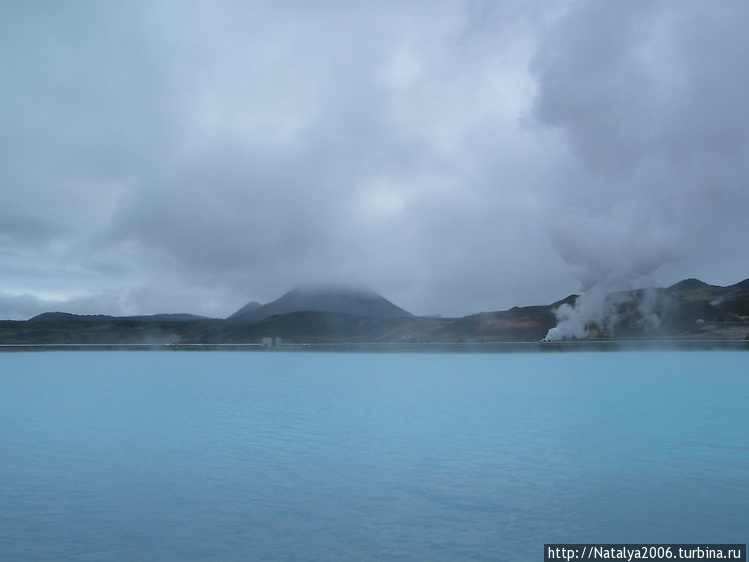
[[1, 278, 748, 346]]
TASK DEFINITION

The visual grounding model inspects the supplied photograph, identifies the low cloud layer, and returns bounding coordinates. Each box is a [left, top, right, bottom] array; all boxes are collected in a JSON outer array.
[[2, 1, 748, 320]]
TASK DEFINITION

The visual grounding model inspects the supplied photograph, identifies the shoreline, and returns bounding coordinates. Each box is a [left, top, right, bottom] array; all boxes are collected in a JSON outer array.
[[1, 339, 748, 353]]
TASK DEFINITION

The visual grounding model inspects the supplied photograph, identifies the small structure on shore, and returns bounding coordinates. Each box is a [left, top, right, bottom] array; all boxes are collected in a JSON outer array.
[[585, 324, 611, 339], [261, 336, 283, 349]]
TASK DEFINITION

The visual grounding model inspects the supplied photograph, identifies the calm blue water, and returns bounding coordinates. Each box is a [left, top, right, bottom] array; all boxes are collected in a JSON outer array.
[[0, 351, 747, 561]]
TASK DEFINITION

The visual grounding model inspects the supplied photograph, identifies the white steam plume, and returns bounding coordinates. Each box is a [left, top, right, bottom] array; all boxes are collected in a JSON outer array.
[[544, 285, 667, 341], [544, 286, 616, 341]]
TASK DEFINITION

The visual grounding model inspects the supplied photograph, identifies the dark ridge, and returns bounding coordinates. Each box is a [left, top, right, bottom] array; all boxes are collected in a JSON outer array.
[[124, 313, 214, 322], [28, 312, 211, 323], [28, 312, 115, 323], [667, 278, 713, 291], [549, 294, 579, 308]]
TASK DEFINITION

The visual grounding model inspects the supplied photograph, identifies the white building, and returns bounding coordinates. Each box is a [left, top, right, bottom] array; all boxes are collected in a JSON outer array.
[[261, 337, 283, 348]]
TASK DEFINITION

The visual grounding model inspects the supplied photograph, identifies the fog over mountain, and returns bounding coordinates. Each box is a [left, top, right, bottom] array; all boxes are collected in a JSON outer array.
[[228, 287, 413, 322], [2, 1, 748, 320]]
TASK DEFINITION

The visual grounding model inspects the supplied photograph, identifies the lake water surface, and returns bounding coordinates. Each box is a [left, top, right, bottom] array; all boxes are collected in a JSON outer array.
[[1, 351, 747, 561]]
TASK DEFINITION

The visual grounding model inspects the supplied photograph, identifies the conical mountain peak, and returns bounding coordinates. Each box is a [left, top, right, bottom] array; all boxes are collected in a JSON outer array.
[[229, 286, 412, 322]]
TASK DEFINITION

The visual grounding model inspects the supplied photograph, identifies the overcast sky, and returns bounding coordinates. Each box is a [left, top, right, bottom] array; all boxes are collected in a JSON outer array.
[[2, 0, 748, 320]]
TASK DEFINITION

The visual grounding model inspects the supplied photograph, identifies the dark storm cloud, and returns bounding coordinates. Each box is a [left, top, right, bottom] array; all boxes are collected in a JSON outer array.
[[1, 1, 748, 320]]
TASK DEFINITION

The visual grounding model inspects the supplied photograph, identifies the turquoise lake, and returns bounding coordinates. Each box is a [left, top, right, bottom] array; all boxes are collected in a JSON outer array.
[[1, 351, 747, 561]]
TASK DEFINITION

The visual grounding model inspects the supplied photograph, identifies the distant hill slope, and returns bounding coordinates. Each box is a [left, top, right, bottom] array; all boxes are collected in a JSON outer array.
[[229, 301, 261, 319], [228, 287, 413, 322], [432, 295, 580, 343], [29, 312, 211, 323], [3, 277, 746, 345], [546, 278, 749, 340], [664, 277, 749, 320]]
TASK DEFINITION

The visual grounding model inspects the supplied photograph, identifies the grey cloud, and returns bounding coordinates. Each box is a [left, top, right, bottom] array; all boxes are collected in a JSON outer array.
[[1, 1, 747, 320], [0, 208, 68, 245], [532, 0, 749, 292], [533, 2, 749, 173]]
